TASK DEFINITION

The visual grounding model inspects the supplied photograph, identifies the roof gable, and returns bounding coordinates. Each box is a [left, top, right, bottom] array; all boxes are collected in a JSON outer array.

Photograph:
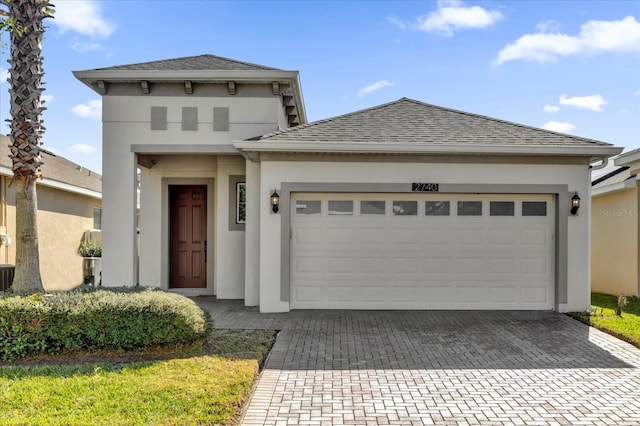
[[258, 97, 612, 148], [90, 54, 279, 72]]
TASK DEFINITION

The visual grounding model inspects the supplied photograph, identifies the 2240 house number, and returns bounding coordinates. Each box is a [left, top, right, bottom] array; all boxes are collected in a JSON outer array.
[[412, 183, 439, 192]]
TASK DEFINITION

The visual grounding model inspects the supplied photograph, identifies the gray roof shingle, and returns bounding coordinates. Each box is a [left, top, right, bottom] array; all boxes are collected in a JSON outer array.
[[0, 135, 101, 194], [259, 98, 612, 147], [91, 54, 278, 72]]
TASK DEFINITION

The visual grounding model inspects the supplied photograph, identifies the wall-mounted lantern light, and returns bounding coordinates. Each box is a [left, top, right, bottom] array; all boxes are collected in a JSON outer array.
[[271, 190, 280, 213], [571, 192, 581, 215]]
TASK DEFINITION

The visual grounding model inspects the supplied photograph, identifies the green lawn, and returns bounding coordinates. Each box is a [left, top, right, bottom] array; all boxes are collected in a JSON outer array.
[[0, 329, 276, 426], [569, 293, 640, 347]]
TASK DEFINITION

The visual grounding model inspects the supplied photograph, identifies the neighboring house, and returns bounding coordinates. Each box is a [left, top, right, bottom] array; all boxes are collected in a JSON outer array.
[[0, 134, 102, 291], [74, 54, 622, 313], [591, 149, 639, 296]]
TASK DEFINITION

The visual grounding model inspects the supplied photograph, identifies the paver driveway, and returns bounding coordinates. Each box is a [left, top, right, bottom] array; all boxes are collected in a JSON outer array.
[[197, 299, 640, 425]]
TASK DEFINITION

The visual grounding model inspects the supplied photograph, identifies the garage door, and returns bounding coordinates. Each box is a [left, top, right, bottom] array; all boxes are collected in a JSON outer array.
[[291, 193, 555, 310]]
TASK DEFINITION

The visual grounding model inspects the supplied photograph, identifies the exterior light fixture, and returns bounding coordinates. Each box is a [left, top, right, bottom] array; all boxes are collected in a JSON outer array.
[[271, 190, 280, 213], [571, 192, 581, 215]]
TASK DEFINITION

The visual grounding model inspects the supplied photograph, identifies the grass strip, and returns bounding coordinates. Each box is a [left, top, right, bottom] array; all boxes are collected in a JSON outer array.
[[568, 293, 640, 348]]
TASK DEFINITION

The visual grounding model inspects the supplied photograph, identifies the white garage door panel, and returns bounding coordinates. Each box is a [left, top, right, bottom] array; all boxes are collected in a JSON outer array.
[[291, 193, 555, 310]]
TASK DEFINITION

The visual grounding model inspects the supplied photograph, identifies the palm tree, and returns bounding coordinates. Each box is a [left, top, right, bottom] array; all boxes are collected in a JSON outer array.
[[0, 0, 53, 293]]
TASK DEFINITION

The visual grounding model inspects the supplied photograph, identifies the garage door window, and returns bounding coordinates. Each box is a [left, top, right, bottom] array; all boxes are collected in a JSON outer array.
[[457, 201, 482, 216], [522, 201, 547, 216], [328, 200, 353, 215], [425, 201, 450, 216], [296, 200, 321, 215], [393, 201, 417, 216], [490, 201, 515, 216], [361, 200, 385, 215]]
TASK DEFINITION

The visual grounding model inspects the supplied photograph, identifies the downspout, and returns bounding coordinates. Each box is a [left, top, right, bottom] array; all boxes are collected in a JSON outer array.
[[590, 157, 608, 171]]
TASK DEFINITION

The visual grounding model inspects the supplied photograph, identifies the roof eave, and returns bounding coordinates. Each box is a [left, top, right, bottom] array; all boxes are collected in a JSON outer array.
[[73, 69, 301, 89], [615, 149, 640, 166], [233, 141, 623, 159], [73, 68, 308, 125]]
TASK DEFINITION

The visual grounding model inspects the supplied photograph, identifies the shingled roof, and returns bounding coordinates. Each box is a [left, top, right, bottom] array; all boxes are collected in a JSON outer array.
[[90, 54, 278, 72], [0, 135, 101, 194], [259, 98, 611, 147]]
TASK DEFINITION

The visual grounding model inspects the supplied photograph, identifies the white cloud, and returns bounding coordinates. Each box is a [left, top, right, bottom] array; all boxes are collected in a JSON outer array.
[[496, 16, 640, 65], [68, 144, 97, 155], [535, 20, 561, 33], [71, 39, 105, 53], [41, 94, 54, 104], [358, 80, 395, 97], [0, 68, 8, 84], [387, 16, 407, 30], [72, 99, 102, 119], [53, 0, 115, 38], [559, 94, 607, 111], [543, 104, 560, 113], [413, 0, 504, 36], [542, 121, 576, 133]]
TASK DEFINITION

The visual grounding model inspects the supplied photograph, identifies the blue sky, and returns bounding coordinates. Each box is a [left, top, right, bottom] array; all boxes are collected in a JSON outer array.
[[1, 0, 639, 174]]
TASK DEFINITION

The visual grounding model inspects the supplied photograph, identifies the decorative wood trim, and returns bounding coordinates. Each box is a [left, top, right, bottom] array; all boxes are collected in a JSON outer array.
[[141, 80, 150, 94], [184, 80, 193, 94], [96, 80, 107, 94], [272, 82, 280, 95], [227, 81, 236, 95]]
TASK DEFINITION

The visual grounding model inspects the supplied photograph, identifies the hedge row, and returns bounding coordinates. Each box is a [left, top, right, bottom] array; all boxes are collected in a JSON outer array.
[[0, 287, 209, 360]]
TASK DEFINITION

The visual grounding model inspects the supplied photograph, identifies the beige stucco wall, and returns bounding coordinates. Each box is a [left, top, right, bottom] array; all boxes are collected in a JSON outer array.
[[3, 181, 101, 291], [591, 187, 638, 296]]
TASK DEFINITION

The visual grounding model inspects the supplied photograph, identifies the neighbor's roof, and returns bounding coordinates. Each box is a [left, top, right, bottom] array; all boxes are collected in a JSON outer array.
[[85, 54, 279, 72], [592, 167, 631, 189], [0, 135, 101, 197], [615, 148, 640, 166], [235, 98, 622, 158]]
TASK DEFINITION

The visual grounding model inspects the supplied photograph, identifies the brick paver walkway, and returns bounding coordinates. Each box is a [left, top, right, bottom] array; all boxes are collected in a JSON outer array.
[[196, 299, 640, 425]]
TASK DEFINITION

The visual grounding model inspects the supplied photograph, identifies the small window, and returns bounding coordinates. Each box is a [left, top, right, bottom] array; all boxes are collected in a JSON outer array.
[[93, 207, 102, 230], [425, 201, 450, 216], [458, 201, 482, 216], [361, 200, 385, 215], [296, 200, 321, 215], [236, 183, 246, 224], [490, 201, 514, 216], [393, 201, 418, 216], [523, 201, 547, 216], [328, 200, 353, 215]]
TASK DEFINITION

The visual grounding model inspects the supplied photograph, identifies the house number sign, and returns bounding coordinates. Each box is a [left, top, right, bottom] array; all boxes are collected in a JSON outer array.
[[412, 183, 439, 192]]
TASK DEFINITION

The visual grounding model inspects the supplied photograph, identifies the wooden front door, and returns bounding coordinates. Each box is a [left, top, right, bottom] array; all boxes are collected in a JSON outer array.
[[169, 185, 207, 288]]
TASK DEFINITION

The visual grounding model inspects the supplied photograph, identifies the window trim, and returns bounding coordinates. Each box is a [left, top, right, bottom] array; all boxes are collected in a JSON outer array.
[[93, 207, 102, 231], [228, 175, 246, 231]]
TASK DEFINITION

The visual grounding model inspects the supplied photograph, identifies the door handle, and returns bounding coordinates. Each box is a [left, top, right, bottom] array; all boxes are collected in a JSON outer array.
[[204, 240, 207, 262]]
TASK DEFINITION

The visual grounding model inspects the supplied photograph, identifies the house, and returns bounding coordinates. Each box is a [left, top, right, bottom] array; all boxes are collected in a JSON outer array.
[[591, 149, 639, 296], [74, 54, 622, 313], [0, 134, 102, 291]]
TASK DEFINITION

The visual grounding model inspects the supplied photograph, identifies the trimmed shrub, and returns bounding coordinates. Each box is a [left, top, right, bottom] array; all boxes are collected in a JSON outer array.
[[0, 287, 209, 360]]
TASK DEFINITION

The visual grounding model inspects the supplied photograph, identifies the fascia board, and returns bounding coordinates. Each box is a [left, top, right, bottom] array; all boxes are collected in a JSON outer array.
[[73, 69, 301, 85], [615, 150, 640, 166], [233, 141, 623, 157]]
